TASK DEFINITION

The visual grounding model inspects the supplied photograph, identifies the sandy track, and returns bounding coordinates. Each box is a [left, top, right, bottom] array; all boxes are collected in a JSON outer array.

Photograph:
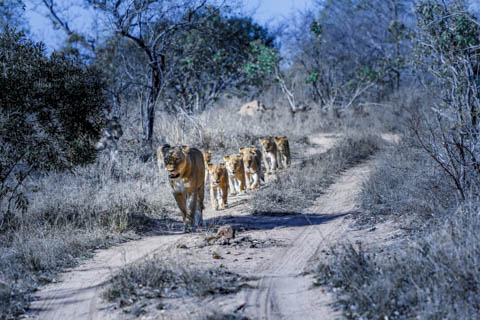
[[29, 234, 184, 319], [29, 133, 379, 320], [243, 160, 373, 320]]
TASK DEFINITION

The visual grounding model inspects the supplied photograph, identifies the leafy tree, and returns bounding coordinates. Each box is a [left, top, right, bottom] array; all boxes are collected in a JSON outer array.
[[165, 7, 275, 113], [0, 28, 108, 221]]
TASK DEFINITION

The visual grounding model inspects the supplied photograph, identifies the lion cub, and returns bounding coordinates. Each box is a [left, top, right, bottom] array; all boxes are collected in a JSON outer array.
[[258, 137, 279, 174], [158, 145, 205, 233], [200, 149, 212, 184], [274, 136, 291, 169], [239, 146, 263, 190], [224, 154, 246, 195], [207, 163, 229, 210]]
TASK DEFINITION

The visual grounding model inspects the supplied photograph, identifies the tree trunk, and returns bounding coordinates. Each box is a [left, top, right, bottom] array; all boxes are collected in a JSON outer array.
[[142, 101, 155, 148], [142, 65, 161, 148]]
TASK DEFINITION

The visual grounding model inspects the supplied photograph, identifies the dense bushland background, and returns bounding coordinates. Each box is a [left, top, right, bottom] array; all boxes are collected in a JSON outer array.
[[1, 0, 480, 318]]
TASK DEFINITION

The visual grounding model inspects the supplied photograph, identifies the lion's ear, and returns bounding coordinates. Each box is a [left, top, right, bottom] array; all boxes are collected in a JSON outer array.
[[160, 144, 171, 155], [207, 163, 214, 170], [239, 147, 246, 153], [224, 156, 230, 161], [182, 145, 191, 153]]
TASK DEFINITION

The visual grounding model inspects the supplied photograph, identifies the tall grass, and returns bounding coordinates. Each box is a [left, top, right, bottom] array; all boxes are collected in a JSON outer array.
[[357, 139, 457, 227], [315, 202, 480, 319]]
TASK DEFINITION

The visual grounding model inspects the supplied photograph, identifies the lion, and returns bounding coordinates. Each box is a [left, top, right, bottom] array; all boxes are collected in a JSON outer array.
[[239, 146, 263, 190], [200, 149, 212, 184], [158, 144, 205, 232], [224, 154, 246, 195], [238, 100, 267, 116], [274, 136, 291, 169], [258, 137, 279, 174], [95, 117, 123, 164], [207, 163, 229, 210]]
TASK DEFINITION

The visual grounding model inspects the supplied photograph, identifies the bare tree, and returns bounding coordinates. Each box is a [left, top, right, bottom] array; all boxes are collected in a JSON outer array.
[[39, 0, 212, 148], [284, 0, 415, 109], [412, 0, 480, 199]]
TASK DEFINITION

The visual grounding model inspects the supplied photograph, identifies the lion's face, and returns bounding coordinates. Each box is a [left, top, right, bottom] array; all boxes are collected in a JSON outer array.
[[208, 163, 227, 186], [274, 137, 288, 153], [243, 151, 258, 170], [259, 137, 275, 153], [200, 149, 212, 165], [161, 145, 188, 179], [224, 155, 243, 175], [239, 146, 255, 156]]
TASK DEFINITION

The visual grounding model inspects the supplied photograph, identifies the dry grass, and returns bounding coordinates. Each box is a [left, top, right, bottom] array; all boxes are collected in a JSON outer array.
[[0, 153, 177, 318], [313, 91, 480, 319], [103, 257, 247, 316], [357, 138, 457, 227], [315, 202, 480, 319]]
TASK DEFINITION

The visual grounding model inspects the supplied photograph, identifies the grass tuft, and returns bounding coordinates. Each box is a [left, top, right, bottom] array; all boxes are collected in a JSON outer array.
[[104, 257, 247, 315]]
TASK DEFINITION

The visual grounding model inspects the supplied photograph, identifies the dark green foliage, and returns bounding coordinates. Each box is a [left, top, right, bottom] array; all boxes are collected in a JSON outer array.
[[167, 8, 275, 112], [0, 28, 108, 214]]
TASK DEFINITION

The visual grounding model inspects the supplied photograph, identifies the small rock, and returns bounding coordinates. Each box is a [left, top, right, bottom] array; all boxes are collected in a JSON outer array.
[[212, 252, 222, 259], [205, 235, 216, 241], [176, 243, 187, 249]]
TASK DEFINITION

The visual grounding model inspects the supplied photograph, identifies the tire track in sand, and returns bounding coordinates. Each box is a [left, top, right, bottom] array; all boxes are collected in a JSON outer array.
[[244, 160, 374, 320]]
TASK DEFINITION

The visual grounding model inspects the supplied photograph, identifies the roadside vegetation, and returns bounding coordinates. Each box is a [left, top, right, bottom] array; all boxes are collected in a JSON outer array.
[[312, 1, 480, 319]]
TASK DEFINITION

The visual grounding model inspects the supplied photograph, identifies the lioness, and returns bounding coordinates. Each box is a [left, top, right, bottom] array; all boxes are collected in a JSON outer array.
[[239, 146, 263, 190], [95, 117, 123, 164], [274, 136, 291, 169], [258, 137, 279, 174], [200, 149, 212, 184], [158, 144, 205, 232], [207, 163, 229, 210], [224, 154, 246, 195]]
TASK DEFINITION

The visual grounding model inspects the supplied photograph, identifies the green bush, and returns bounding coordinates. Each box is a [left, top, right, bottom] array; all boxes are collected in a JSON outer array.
[[0, 28, 108, 217]]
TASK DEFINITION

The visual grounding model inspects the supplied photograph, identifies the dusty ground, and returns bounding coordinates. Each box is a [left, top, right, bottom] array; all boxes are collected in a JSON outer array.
[[28, 133, 398, 320]]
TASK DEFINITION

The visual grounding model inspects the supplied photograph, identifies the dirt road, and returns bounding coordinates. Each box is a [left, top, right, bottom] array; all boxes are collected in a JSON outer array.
[[29, 133, 381, 320]]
